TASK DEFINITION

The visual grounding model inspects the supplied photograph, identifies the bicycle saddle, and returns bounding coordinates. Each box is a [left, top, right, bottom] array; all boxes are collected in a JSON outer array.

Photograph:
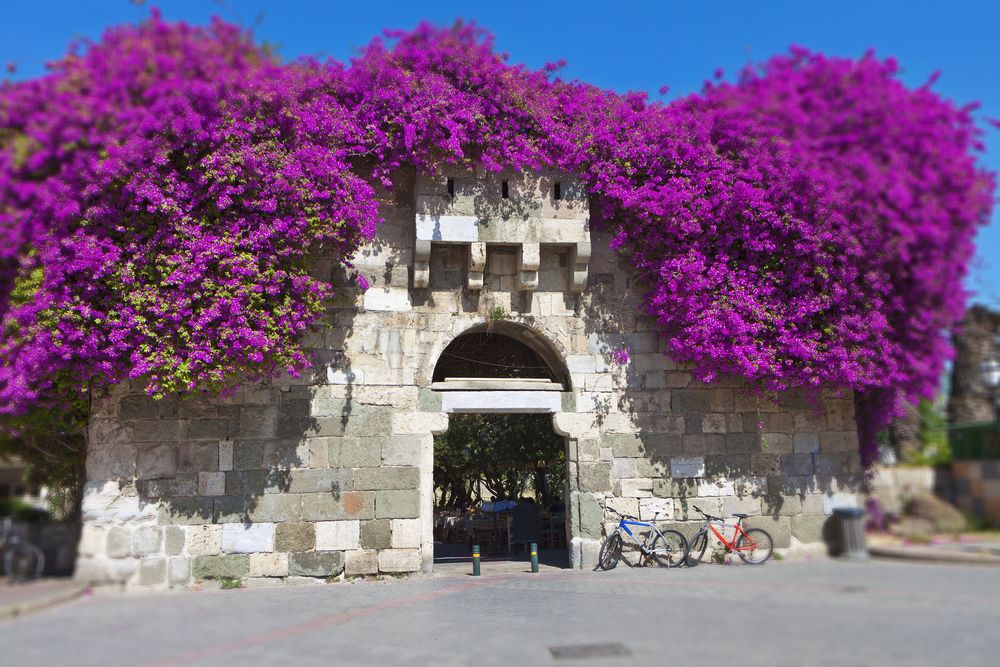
[[732, 513, 749, 519]]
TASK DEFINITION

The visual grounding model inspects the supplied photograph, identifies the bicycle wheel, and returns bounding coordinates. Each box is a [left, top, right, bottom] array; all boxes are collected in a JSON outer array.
[[4, 541, 45, 581], [649, 529, 688, 568], [597, 533, 623, 571], [736, 528, 773, 564], [686, 530, 708, 567]]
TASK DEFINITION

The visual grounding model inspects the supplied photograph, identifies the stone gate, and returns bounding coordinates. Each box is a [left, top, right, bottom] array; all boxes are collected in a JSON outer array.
[[76, 168, 862, 588]]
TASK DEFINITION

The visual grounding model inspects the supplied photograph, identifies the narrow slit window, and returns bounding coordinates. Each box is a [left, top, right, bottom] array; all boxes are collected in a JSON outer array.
[[501, 180, 509, 199], [447, 177, 455, 197], [553, 181, 562, 200]]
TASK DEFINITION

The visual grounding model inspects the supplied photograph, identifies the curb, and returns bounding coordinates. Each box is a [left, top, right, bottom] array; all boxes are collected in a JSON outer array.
[[0, 582, 89, 620], [869, 545, 1000, 566]]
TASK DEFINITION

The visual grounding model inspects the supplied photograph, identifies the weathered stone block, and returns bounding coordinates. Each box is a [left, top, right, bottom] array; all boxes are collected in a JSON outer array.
[[329, 437, 383, 468], [224, 470, 268, 496], [352, 467, 420, 491], [704, 455, 751, 477], [288, 551, 344, 577], [639, 497, 673, 520], [378, 549, 420, 573], [751, 453, 781, 477], [725, 433, 762, 454], [218, 440, 234, 471], [813, 454, 844, 475], [198, 472, 226, 496], [417, 389, 443, 412], [672, 389, 712, 413], [762, 495, 802, 517], [345, 549, 379, 576], [192, 555, 249, 579], [343, 406, 393, 437], [382, 435, 425, 466], [132, 420, 183, 443], [214, 496, 249, 523], [248, 495, 303, 522], [793, 432, 821, 454], [360, 519, 392, 549], [132, 526, 162, 556], [186, 525, 223, 556], [652, 477, 697, 498], [781, 454, 815, 476], [138, 557, 166, 586], [233, 441, 264, 470], [301, 491, 375, 521], [744, 515, 792, 548], [612, 458, 637, 480], [139, 475, 197, 498], [643, 434, 684, 457], [186, 419, 228, 442], [164, 526, 185, 556], [604, 434, 642, 458], [577, 462, 612, 492], [249, 553, 289, 578], [167, 557, 191, 586], [106, 526, 131, 559], [316, 520, 361, 550], [375, 490, 420, 519], [158, 497, 214, 525], [275, 522, 316, 552], [221, 523, 275, 554], [176, 442, 219, 472], [136, 443, 178, 479], [575, 492, 604, 540], [670, 457, 705, 479], [262, 439, 308, 467], [286, 469, 349, 494], [619, 478, 653, 497], [791, 514, 827, 543]]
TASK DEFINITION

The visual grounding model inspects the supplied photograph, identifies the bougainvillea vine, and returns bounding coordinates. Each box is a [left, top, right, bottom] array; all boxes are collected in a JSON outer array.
[[0, 13, 994, 467]]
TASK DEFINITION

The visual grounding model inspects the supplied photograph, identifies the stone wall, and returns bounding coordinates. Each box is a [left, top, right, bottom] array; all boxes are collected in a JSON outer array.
[[949, 305, 1000, 424], [77, 168, 861, 588]]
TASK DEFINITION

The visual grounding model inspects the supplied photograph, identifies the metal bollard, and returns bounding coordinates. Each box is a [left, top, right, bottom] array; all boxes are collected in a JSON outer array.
[[530, 542, 539, 573], [472, 544, 481, 576]]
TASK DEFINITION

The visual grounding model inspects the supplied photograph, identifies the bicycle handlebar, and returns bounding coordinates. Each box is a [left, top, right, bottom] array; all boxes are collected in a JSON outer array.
[[693, 505, 723, 522]]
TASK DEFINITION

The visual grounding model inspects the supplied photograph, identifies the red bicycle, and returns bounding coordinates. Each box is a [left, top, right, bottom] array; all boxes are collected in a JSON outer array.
[[685, 505, 773, 566]]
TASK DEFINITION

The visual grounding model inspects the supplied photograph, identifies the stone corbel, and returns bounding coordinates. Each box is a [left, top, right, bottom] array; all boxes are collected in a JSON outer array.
[[413, 239, 431, 289], [517, 242, 540, 291], [468, 242, 486, 291], [569, 242, 590, 293]]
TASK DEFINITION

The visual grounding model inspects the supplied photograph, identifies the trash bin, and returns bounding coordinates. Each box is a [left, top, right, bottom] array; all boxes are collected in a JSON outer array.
[[831, 507, 868, 561]]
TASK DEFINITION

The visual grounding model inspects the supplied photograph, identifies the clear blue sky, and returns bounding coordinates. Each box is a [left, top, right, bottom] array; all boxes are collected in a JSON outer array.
[[3, 0, 998, 307]]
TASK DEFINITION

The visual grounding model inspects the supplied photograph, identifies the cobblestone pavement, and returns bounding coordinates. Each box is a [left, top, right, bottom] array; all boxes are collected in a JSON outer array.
[[2, 560, 998, 666]]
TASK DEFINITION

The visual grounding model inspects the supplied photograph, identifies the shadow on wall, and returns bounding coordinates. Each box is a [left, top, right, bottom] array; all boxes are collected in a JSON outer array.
[[573, 234, 862, 548]]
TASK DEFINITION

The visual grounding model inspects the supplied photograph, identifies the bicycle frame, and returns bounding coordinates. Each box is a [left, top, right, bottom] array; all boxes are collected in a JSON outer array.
[[704, 518, 756, 552], [615, 517, 660, 547]]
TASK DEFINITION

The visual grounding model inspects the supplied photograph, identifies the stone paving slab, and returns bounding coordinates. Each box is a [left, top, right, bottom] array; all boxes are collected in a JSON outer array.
[[2, 560, 1000, 666]]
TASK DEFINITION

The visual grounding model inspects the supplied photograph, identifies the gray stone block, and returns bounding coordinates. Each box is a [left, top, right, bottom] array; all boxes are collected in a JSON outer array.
[[263, 439, 308, 467], [248, 494, 303, 522], [360, 519, 392, 549], [139, 475, 198, 499], [106, 527, 131, 558], [192, 555, 249, 579], [213, 496, 249, 523], [652, 478, 698, 498], [575, 492, 604, 540], [136, 443, 178, 479], [577, 462, 612, 493], [164, 526, 185, 556], [239, 407, 275, 438], [301, 491, 375, 521], [604, 434, 642, 457], [724, 433, 761, 454], [744, 515, 791, 548], [288, 551, 344, 578], [177, 442, 220, 471], [120, 395, 176, 420], [132, 526, 163, 556], [781, 454, 815, 476], [417, 389, 442, 412], [138, 558, 166, 586], [352, 467, 420, 491], [704, 455, 752, 477], [672, 389, 712, 413], [762, 495, 802, 517], [375, 490, 420, 519], [813, 454, 844, 475], [343, 406, 393, 437], [186, 419, 229, 441], [225, 470, 269, 496], [158, 497, 214, 525], [233, 441, 264, 470], [275, 522, 316, 552], [132, 420, 184, 443], [793, 432, 821, 454], [382, 436, 424, 466], [329, 437, 383, 468], [791, 514, 827, 543], [751, 453, 781, 476], [286, 469, 350, 494], [167, 557, 191, 586]]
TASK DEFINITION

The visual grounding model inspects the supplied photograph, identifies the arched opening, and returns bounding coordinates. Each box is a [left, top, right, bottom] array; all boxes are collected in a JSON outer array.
[[431, 324, 570, 570], [431, 323, 570, 391]]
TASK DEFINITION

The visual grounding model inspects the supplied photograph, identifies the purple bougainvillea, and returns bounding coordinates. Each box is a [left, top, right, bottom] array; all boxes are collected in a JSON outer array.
[[0, 15, 994, 466]]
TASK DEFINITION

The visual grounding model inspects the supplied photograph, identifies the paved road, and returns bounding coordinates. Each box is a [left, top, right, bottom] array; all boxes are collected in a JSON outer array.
[[2, 559, 999, 666]]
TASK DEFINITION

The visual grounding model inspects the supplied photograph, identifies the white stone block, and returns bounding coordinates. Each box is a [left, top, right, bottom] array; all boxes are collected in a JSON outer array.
[[327, 367, 365, 385], [77, 525, 106, 558], [697, 479, 735, 497], [612, 458, 637, 479], [345, 549, 379, 576], [566, 355, 597, 374], [249, 553, 289, 577], [620, 478, 653, 498], [671, 457, 705, 479], [639, 498, 674, 521], [378, 549, 421, 572], [132, 526, 162, 556], [392, 412, 449, 435], [415, 214, 479, 242], [390, 519, 422, 548], [221, 523, 275, 554], [363, 287, 412, 312], [315, 520, 361, 551], [440, 391, 561, 414], [822, 493, 859, 515], [604, 497, 638, 517]]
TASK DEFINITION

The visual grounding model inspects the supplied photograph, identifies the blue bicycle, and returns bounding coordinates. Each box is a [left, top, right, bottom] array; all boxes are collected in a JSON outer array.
[[597, 504, 689, 570]]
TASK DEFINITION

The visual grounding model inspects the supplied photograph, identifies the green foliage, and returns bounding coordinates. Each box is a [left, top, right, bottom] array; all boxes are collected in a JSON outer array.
[[903, 399, 951, 466], [0, 497, 51, 522], [218, 577, 243, 589], [433, 413, 565, 508]]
